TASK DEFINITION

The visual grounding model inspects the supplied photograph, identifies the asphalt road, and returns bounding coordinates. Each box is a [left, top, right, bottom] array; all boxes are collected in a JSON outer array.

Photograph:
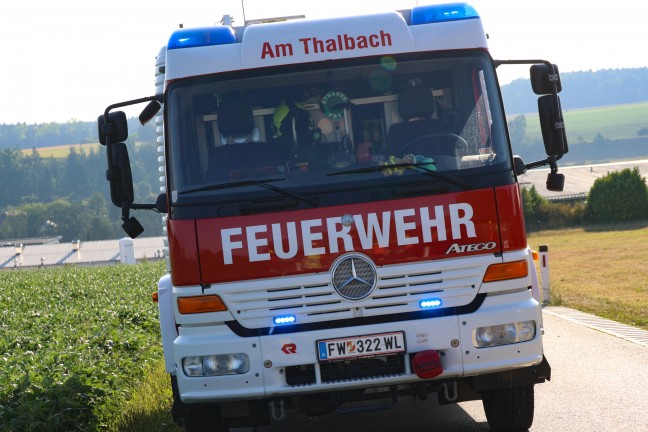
[[246, 311, 648, 432]]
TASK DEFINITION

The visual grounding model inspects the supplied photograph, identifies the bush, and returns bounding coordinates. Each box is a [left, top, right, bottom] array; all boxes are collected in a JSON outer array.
[[586, 167, 648, 223], [522, 186, 585, 231]]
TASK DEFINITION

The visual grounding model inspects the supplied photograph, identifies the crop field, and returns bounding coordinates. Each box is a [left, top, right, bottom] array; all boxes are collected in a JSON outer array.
[[1, 223, 647, 431], [0, 262, 167, 431], [20, 143, 102, 158], [517, 101, 648, 143]]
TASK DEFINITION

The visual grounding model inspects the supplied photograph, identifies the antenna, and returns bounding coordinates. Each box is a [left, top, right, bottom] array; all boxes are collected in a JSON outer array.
[[241, 0, 247, 24]]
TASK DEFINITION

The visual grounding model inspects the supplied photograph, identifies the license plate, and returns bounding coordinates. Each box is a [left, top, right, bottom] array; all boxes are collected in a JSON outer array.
[[317, 331, 405, 362]]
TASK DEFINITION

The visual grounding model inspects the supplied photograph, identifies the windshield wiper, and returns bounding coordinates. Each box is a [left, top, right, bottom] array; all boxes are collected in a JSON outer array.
[[328, 163, 471, 190], [179, 177, 319, 207]]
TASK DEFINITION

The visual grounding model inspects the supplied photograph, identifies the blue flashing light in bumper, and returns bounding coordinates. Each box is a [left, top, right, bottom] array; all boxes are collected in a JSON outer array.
[[411, 3, 479, 25], [419, 298, 442, 309], [168, 26, 237, 50], [273, 314, 296, 325]]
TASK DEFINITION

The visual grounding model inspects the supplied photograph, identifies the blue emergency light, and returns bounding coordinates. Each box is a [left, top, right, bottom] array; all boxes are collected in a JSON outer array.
[[167, 26, 237, 50], [419, 298, 443, 309], [410, 3, 479, 25], [273, 314, 297, 325]]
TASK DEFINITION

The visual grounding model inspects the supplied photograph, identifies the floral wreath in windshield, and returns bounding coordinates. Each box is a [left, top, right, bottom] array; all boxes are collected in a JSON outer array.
[[320, 91, 349, 120]]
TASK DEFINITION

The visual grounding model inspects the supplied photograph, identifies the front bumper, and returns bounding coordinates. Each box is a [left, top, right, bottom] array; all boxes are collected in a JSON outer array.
[[174, 288, 544, 403]]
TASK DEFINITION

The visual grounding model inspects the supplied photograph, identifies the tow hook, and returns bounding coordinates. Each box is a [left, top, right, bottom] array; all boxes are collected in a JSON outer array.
[[269, 399, 285, 421], [442, 381, 458, 402]]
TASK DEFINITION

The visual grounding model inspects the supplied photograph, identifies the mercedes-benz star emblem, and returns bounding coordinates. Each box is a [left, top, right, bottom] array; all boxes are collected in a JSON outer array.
[[331, 254, 377, 300]]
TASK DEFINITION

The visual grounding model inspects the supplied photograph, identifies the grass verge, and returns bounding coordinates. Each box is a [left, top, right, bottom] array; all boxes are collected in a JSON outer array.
[[528, 221, 648, 330], [110, 360, 180, 432]]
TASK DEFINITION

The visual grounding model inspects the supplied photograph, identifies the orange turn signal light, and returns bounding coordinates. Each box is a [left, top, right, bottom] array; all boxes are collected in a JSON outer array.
[[483, 260, 528, 282], [177, 295, 227, 314], [152, 291, 159, 303]]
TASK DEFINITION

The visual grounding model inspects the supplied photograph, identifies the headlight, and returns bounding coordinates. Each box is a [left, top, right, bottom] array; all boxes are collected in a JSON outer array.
[[182, 354, 250, 377], [474, 320, 536, 348], [183, 356, 203, 376]]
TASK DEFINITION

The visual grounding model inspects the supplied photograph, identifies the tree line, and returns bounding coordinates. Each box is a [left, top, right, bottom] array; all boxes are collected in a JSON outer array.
[[0, 118, 156, 150], [0, 142, 163, 242], [501, 67, 648, 114]]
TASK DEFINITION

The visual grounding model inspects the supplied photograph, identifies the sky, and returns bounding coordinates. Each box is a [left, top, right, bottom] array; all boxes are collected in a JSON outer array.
[[1, 0, 647, 125]]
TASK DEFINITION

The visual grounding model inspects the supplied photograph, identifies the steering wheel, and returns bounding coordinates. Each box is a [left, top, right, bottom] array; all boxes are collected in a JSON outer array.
[[400, 133, 468, 157]]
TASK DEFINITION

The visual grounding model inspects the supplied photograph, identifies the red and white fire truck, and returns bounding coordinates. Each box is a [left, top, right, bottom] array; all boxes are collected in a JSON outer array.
[[99, 3, 567, 431]]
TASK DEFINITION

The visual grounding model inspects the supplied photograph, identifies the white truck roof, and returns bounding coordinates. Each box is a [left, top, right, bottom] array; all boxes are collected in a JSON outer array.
[[165, 3, 487, 81]]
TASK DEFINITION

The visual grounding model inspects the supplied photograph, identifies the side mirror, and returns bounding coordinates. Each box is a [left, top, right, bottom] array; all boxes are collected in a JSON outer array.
[[98, 111, 129, 145], [538, 95, 568, 157], [106, 142, 134, 207], [513, 155, 526, 176], [546, 170, 565, 192], [530, 63, 561, 95], [155, 192, 168, 213], [139, 100, 162, 126]]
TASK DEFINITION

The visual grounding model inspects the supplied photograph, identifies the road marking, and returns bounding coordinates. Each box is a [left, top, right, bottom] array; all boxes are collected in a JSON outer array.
[[543, 306, 648, 348]]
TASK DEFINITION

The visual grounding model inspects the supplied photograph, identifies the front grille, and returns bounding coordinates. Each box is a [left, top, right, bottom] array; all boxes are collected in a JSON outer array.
[[285, 354, 406, 386], [219, 254, 497, 329]]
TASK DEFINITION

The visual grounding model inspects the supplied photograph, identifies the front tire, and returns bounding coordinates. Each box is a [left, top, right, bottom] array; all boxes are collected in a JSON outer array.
[[481, 384, 534, 431]]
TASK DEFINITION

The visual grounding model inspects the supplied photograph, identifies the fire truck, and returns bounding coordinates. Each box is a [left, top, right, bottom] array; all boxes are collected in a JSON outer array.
[[98, 3, 567, 431]]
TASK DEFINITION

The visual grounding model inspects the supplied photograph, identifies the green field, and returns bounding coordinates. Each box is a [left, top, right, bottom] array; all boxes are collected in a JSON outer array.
[[0, 262, 166, 431], [522, 101, 648, 143], [21, 143, 102, 158]]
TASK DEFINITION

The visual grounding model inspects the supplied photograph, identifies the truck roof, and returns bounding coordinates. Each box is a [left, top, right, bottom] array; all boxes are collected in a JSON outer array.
[[164, 3, 487, 81]]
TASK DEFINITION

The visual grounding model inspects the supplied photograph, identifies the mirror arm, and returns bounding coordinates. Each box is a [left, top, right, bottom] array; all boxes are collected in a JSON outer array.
[[131, 203, 157, 210], [524, 154, 562, 172], [102, 95, 162, 145], [103, 95, 162, 119]]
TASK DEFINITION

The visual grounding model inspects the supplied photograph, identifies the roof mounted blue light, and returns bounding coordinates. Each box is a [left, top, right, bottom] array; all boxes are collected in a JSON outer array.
[[168, 26, 237, 50], [411, 3, 479, 25]]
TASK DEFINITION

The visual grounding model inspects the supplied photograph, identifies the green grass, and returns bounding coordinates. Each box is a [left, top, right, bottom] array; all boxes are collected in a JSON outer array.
[[110, 361, 180, 432], [521, 101, 648, 143], [528, 222, 648, 329]]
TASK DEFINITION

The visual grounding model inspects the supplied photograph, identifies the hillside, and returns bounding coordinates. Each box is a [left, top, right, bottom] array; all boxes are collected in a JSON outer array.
[[501, 67, 648, 114]]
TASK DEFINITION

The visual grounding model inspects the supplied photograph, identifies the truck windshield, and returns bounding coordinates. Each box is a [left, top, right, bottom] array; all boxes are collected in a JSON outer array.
[[166, 51, 508, 202]]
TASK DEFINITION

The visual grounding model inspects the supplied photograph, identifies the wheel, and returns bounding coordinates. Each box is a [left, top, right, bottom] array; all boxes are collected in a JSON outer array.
[[184, 405, 227, 432], [481, 384, 534, 432], [400, 133, 468, 157]]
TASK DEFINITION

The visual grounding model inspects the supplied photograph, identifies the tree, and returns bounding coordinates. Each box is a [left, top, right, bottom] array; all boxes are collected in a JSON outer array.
[[61, 147, 89, 200], [586, 167, 648, 223], [507, 115, 527, 146]]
